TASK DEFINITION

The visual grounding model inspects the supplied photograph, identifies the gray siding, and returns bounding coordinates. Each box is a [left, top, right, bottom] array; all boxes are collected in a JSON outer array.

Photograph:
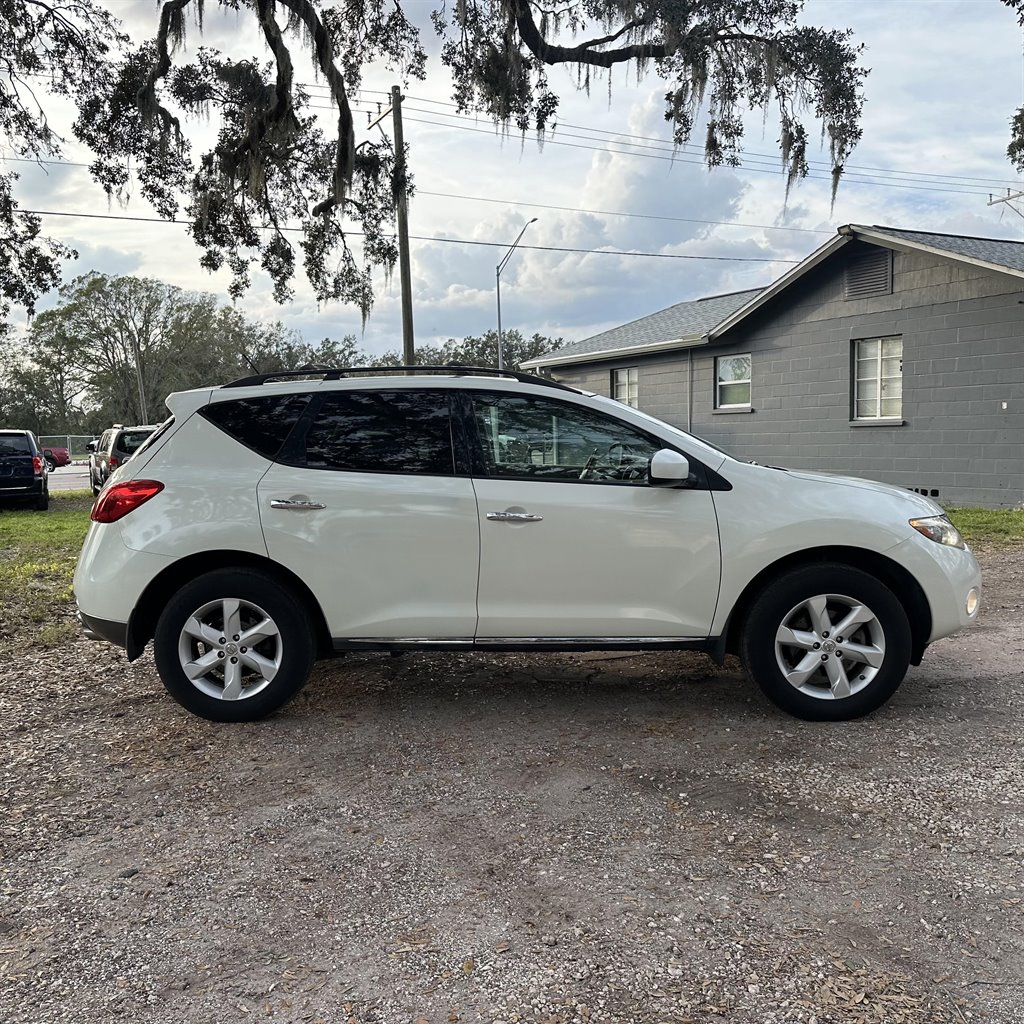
[[552, 245, 1024, 508]]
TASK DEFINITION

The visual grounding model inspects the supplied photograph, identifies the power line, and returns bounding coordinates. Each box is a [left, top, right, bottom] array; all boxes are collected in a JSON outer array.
[[0, 154, 829, 236], [340, 87, 1024, 191], [344, 95, 1010, 196], [21, 208, 800, 263], [415, 190, 830, 235], [358, 109, 1003, 198]]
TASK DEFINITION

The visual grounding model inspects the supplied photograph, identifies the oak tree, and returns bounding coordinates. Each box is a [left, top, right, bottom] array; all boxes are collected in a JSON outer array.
[[2, 0, 870, 324]]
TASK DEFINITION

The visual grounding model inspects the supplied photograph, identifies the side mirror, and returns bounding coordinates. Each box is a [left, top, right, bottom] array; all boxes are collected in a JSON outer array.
[[649, 448, 690, 486], [86, 440, 97, 452]]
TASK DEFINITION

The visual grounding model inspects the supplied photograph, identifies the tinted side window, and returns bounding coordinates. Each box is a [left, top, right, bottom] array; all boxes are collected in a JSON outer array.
[[470, 392, 661, 484], [296, 390, 454, 474], [202, 394, 312, 459]]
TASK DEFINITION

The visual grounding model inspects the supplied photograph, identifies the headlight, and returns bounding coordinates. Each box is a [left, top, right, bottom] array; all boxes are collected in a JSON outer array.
[[909, 515, 965, 549]]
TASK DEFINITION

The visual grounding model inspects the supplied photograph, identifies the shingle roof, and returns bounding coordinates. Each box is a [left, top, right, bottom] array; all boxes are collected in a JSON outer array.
[[859, 225, 1024, 273], [537, 225, 1024, 368], [542, 288, 764, 361]]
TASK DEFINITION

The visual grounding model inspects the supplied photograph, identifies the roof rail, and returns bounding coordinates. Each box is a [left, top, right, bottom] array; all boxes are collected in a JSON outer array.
[[221, 364, 582, 394]]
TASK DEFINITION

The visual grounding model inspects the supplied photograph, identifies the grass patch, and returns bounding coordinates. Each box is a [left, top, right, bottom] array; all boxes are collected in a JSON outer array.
[[947, 507, 1024, 546], [0, 490, 94, 656]]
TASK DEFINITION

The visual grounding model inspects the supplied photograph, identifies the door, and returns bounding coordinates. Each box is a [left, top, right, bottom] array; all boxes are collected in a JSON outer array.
[[258, 389, 480, 640], [465, 390, 722, 639]]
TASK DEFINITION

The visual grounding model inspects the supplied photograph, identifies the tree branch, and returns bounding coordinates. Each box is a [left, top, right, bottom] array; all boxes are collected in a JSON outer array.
[[216, 0, 297, 180], [136, 0, 191, 139], [275, 0, 355, 212], [512, 0, 665, 66]]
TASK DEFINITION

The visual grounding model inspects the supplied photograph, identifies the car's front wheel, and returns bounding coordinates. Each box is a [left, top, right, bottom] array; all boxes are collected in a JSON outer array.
[[740, 564, 912, 721], [153, 568, 316, 722]]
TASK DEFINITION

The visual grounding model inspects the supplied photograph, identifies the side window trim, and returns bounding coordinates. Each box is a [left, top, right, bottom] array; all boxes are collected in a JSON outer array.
[[275, 391, 324, 467], [449, 390, 479, 477]]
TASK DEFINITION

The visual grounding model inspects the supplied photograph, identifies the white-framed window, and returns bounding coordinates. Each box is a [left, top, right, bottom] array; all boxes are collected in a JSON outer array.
[[854, 336, 903, 420], [612, 366, 638, 408], [715, 354, 751, 408]]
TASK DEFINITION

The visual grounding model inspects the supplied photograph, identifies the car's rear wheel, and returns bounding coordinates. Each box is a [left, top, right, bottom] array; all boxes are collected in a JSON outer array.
[[153, 568, 315, 722], [34, 486, 49, 511], [740, 564, 912, 721]]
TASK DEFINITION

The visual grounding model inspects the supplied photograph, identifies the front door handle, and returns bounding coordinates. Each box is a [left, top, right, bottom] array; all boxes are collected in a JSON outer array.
[[486, 511, 543, 522], [270, 498, 326, 510]]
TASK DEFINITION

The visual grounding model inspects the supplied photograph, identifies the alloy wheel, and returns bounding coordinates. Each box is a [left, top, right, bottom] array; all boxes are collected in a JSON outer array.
[[774, 592, 886, 700], [177, 596, 283, 701]]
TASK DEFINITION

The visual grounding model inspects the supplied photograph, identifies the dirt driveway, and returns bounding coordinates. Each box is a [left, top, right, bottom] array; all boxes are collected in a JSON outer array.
[[2, 547, 1022, 1024]]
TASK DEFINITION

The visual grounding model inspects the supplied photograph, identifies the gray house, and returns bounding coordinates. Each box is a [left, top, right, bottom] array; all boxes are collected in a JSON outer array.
[[525, 225, 1024, 508]]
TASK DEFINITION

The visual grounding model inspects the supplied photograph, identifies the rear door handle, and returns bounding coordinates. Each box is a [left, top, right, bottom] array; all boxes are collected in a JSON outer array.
[[486, 511, 543, 522], [270, 498, 326, 510]]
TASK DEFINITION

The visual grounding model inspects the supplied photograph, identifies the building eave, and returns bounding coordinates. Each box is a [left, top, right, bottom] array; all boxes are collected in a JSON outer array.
[[707, 233, 852, 342], [523, 332, 707, 371], [847, 224, 1024, 281]]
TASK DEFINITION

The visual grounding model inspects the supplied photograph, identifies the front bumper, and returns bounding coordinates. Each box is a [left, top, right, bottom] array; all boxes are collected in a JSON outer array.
[[889, 534, 982, 642]]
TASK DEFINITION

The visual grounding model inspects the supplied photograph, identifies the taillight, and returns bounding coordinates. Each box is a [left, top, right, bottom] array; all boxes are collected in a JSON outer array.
[[110, 455, 119, 468], [91, 480, 164, 523], [32, 456, 43, 476]]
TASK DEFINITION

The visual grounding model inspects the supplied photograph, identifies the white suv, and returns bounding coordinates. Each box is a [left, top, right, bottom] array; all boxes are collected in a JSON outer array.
[[74, 367, 981, 723]]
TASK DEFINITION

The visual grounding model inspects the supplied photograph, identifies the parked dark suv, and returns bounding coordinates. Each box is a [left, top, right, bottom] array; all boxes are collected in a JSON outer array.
[[88, 425, 158, 495], [0, 429, 49, 510]]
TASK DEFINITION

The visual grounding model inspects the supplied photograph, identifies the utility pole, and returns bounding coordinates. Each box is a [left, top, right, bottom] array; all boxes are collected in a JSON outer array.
[[392, 85, 415, 366], [988, 188, 1024, 219]]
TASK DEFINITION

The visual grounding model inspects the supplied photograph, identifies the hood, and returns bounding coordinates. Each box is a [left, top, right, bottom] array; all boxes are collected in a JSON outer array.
[[775, 466, 944, 516]]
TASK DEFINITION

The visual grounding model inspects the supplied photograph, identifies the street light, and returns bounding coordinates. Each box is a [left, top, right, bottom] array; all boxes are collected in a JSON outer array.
[[495, 217, 537, 370]]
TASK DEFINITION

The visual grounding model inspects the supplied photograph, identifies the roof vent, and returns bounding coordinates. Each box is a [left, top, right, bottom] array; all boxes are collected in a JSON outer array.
[[845, 249, 892, 299]]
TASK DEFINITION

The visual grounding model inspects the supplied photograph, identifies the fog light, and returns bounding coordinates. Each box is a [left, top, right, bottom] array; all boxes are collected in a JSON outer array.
[[966, 588, 980, 617]]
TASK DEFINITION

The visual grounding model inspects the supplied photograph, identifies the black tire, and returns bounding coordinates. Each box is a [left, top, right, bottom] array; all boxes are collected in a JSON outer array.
[[739, 563, 911, 721], [91, 470, 101, 496], [45, 456, 56, 472], [34, 487, 49, 511], [153, 568, 316, 722]]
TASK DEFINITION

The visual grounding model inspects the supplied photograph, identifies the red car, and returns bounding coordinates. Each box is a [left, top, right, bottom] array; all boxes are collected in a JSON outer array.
[[42, 446, 71, 470]]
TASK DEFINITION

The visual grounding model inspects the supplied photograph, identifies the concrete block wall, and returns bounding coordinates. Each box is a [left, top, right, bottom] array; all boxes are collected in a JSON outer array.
[[552, 244, 1024, 508]]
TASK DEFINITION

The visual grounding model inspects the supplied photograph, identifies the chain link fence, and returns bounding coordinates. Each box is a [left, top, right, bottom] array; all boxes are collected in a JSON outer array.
[[38, 435, 99, 464]]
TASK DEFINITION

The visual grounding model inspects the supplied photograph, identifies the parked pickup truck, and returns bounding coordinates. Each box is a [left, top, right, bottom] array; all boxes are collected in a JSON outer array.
[[42, 445, 71, 470]]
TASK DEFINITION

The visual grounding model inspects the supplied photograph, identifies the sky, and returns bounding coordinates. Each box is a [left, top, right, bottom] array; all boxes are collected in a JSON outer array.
[[8, 0, 1024, 358]]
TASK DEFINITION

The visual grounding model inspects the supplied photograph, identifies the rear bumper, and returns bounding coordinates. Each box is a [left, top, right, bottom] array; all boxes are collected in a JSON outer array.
[[77, 607, 129, 649], [0, 480, 45, 498]]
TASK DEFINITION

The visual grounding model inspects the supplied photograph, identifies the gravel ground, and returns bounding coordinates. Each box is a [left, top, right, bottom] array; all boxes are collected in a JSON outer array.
[[2, 546, 1022, 1024]]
